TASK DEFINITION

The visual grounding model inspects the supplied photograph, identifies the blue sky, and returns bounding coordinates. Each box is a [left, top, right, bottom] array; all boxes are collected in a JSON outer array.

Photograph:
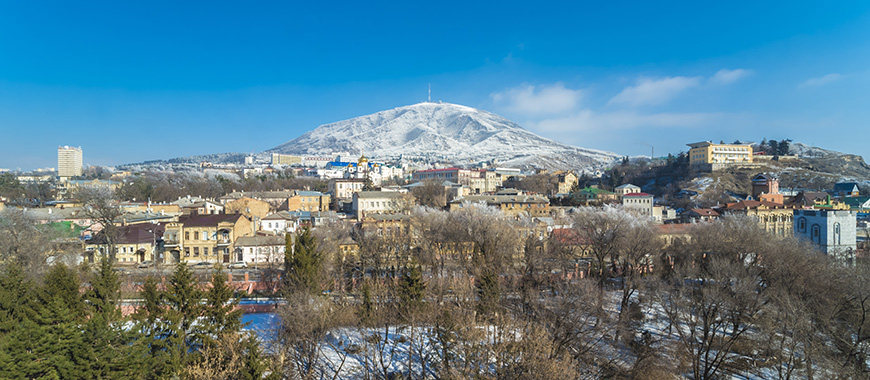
[[1, 1, 868, 170]]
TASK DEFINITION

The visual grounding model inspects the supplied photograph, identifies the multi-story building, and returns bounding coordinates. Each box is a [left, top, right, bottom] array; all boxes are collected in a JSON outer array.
[[622, 193, 654, 218], [687, 141, 753, 166], [794, 208, 857, 263], [279, 191, 331, 212], [555, 171, 578, 194], [328, 178, 366, 200], [715, 200, 796, 236], [162, 213, 254, 264], [448, 194, 551, 217], [614, 184, 642, 198], [751, 174, 784, 203], [57, 146, 83, 178], [270, 153, 303, 166], [224, 197, 272, 220], [352, 191, 412, 219], [412, 167, 504, 194]]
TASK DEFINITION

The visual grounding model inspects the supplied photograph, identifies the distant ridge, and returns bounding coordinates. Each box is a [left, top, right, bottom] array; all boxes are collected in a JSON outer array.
[[268, 102, 619, 170]]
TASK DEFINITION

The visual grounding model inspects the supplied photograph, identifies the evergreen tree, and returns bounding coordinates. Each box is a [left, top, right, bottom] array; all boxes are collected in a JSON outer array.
[[778, 139, 791, 156], [363, 175, 375, 191], [285, 227, 322, 295], [202, 265, 244, 344], [476, 270, 500, 319], [164, 261, 203, 368], [0, 264, 91, 379], [399, 263, 425, 307], [84, 258, 140, 378], [358, 281, 374, 325]]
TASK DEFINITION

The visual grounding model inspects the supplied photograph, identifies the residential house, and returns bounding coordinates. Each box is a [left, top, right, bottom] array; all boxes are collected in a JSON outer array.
[[789, 191, 833, 208], [224, 196, 273, 220], [681, 208, 720, 223], [576, 186, 619, 204], [219, 190, 297, 209], [162, 213, 255, 264], [86, 223, 164, 264], [448, 194, 551, 217], [279, 191, 332, 212], [260, 211, 299, 235], [794, 208, 857, 263], [181, 200, 224, 216], [554, 171, 578, 195], [234, 235, 286, 264], [843, 197, 870, 213], [833, 182, 861, 197]]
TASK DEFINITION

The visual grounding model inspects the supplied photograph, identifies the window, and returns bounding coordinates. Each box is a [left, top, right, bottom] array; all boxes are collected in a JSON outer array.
[[185, 231, 189, 240], [194, 247, 200, 256], [798, 217, 807, 232], [184, 247, 190, 257], [204, 247, 209, 256], [194, 231, 199, 240]]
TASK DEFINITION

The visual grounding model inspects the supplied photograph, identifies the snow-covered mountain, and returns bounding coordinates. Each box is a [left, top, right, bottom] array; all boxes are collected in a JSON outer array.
[[268, 102, 619, 170]]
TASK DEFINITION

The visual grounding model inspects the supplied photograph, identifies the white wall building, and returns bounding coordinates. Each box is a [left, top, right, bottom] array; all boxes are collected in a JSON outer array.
[[794, 209, 857, 264]]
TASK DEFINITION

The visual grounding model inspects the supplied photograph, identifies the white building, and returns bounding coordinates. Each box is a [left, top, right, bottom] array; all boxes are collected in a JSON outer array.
[[260, 211, 301, 235], [352, 191, 410, 220], [794, 209, 857, 264], [58, 146, 83, 178], [622, 192, 654, 218], [234, 235, 286, 264]]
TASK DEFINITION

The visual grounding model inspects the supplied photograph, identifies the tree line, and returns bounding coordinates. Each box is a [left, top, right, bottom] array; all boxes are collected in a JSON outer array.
[[3, 203, 870, 379]]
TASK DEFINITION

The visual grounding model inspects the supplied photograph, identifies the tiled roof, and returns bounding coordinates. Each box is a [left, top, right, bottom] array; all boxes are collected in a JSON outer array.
[[179, 213, 245, 227], [623, 192, 652, 197], [687, 208, 719, 216]]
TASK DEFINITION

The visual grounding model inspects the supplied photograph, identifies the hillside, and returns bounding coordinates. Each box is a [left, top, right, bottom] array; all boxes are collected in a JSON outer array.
[[268, 102, 619, 170]]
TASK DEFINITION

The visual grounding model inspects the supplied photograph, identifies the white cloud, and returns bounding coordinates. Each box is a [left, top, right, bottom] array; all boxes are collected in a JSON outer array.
[[608, 76, 701, 106], [491, 82, 582, 115], [710, 68, 752, 85], [801, 73, 841, 87]]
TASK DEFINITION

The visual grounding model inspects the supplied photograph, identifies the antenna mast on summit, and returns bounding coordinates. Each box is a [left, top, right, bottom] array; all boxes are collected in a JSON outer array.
[[428, 84, 431, 103]]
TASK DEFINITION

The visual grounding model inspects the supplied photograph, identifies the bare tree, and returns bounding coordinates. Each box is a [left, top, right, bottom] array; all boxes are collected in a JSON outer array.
[[75, 185, 123, 261]]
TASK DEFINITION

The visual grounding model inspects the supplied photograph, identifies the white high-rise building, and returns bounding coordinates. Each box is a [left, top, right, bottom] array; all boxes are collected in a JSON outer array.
[[57, 146, 83, 178]]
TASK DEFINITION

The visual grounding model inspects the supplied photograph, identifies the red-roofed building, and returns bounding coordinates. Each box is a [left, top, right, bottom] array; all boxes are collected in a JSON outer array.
[[681, 208, 720, 223]]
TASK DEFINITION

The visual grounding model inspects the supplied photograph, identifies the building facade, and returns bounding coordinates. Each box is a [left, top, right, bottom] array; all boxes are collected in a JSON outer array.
[[58, 146, 83, 178], [794, 209, 857, 263], [687, 141, 753, 166]]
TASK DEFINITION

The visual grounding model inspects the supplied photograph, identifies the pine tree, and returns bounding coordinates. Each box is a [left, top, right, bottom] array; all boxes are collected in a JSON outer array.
[[164, 261, 203, 369], [285, 227, 322, 295], [203, 265, 244, 344], [399, 263, 425, 308], [358, 281, 374, 325], [476, 270, 500, 319], [84, 258, 140, 378]]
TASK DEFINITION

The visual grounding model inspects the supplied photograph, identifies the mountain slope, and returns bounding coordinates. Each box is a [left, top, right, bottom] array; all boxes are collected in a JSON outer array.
[[268, 102, 619, 170]]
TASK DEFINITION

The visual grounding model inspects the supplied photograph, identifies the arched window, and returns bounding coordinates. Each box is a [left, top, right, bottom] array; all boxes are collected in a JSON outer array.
[[834, 223, 841, 245], [812, 224, 821, 245], [798, 217, 807, 232]]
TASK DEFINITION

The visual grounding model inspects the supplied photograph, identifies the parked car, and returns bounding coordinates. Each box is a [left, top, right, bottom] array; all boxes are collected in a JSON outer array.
[[137, 260, 155, 269], [228, 261, 248, 269], [113, 267, 131, 275], [192, 261, 214, 270]]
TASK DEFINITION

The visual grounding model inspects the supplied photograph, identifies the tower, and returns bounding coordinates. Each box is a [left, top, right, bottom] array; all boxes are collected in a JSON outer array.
[[57, 146, 83, 178]]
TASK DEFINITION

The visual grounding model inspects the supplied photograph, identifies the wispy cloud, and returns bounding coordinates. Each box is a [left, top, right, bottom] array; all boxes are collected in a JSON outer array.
[[800, 73, 841, 87], [491, 82, 582, 115], [710, 68, 752, 85], [608, 76, 701, 106]]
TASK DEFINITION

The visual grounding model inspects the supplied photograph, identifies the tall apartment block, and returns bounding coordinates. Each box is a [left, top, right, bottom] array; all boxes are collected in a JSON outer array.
[[57, 146, 83, 178]]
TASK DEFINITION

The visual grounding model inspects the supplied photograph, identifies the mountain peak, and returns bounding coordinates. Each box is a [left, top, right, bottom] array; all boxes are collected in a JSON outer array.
[[268, 103, 618, 170]]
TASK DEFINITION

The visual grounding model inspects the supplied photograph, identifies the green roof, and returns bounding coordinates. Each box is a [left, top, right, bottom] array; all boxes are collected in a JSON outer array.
[[577, 187, 614, 195], [842, 197, 870, 208], [48, 221, 86, 238]]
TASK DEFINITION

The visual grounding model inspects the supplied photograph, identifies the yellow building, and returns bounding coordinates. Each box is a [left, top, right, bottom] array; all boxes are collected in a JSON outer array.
[[448, 194, 551, 217], [225, 196, 273, 220], [163, 213, 255, 264], [716, 200, 795, 236], [279, 191, 332, 212], [687, 141, 753, 165]]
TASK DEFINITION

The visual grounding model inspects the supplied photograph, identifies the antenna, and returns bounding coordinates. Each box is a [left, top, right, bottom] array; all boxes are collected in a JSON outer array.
[[428, 84, 431, 103]]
